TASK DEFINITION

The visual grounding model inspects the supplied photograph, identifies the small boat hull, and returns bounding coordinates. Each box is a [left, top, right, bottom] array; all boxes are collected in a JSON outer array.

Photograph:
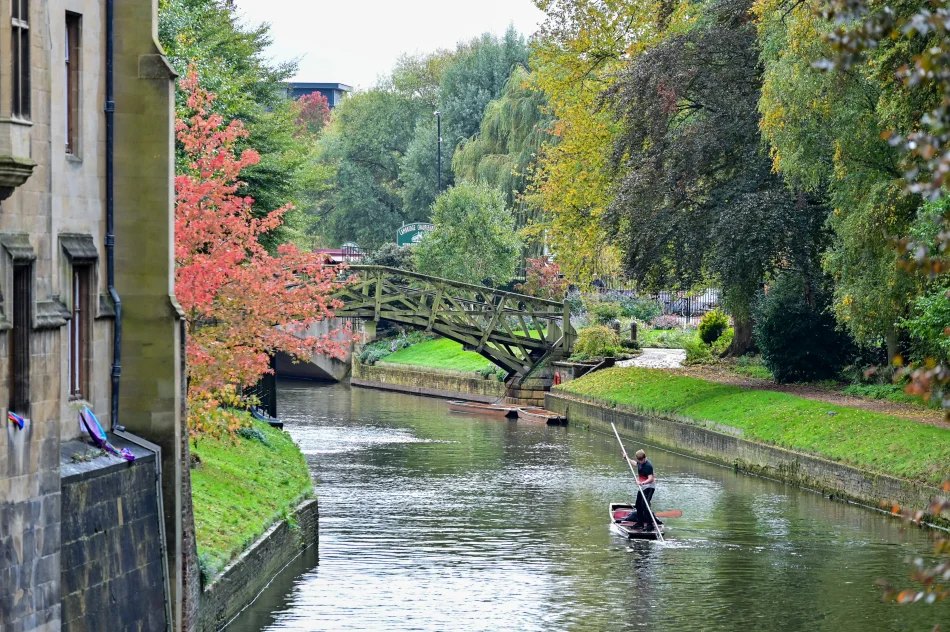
[[447, 400, 519, 418], [517, 407, 567, 425], [250, 407, 283, 430], [609, 502, 664, 540]]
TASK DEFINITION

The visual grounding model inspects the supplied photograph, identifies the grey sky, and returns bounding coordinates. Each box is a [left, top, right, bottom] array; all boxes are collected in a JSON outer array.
[[232, 0, 546, 90]]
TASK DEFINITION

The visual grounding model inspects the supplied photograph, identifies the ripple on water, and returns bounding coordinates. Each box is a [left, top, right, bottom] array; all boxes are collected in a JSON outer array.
[[226, 382, 950, 632]]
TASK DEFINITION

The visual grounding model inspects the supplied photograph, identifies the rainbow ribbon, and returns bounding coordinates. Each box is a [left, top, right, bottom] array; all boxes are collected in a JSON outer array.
[[7, 411, 25, 429]]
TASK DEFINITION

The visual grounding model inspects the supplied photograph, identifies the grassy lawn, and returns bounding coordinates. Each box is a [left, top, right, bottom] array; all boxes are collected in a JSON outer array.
[[556, 367, 950, 484], [191, 415, 312, 579], [384, 337, 495, 372]]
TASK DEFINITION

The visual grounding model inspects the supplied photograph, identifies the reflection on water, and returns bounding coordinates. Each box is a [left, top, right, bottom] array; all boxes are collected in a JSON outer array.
[[228, 380, 950, 632]]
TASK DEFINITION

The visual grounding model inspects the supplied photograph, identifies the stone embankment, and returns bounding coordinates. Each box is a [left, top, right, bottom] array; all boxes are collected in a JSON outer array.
[[546, 392, 949, 525], [351, 357, 506, 402], [197, 499, 319, 632]]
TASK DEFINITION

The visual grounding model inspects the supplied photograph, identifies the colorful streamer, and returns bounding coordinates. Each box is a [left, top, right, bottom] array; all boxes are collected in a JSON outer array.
[[80, 407, 135, 462], [7, 411, 25, 429]]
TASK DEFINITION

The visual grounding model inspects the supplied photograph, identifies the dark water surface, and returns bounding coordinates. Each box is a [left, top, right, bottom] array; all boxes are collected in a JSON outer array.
[[228, 380, 950, 631]]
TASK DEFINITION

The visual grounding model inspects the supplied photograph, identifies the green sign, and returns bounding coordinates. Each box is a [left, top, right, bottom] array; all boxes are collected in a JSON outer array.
[[397, 222, 435, 246]]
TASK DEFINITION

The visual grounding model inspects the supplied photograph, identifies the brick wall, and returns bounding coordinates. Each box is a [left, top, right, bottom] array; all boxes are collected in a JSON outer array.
[[59, 437, 168, 632]]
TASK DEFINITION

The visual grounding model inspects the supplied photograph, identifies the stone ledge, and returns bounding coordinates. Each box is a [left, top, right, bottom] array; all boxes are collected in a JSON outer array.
[[546, 392, 950, 525], [353, 357, 506, 403], [198, 498, 318, 632]]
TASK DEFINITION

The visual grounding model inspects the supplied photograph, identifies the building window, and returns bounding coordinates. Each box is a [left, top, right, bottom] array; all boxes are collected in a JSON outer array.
[[65, 13, 80, 153], [11, 0, 30, 120], [68, 266, 88, 398], [10, 264, 31, 415]]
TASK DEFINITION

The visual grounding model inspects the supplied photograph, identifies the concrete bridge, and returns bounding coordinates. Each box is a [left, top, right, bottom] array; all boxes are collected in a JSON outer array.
[[334, 265, 576, 381]]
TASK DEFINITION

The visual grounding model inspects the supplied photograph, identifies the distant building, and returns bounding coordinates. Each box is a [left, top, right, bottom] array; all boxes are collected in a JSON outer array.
[[285, 82, 353, 108]]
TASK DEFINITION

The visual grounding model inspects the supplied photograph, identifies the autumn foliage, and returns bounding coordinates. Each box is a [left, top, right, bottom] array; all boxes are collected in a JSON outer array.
[[175, 69, 349, 434], [293, 91, 331, 136], [516, 257, 567, 300]]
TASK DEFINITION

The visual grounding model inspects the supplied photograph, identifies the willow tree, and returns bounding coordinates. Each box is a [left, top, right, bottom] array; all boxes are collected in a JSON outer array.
[[453, 67, 552, 257]]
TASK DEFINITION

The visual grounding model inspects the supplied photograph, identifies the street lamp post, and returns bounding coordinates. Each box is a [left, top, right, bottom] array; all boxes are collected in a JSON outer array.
[[434, 110, 442, 194]]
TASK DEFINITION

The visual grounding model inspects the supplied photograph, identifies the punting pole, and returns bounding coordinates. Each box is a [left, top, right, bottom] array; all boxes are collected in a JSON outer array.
[[611, 423, 664, 542]]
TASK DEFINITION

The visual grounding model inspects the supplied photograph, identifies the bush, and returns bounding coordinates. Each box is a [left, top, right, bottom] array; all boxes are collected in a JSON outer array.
[[698, 308, 730, 344], [621, 297, 662, 322], [754, 273, 855, 383], [365, 242, 415, 270], [620, 338, 641, 351], [650, 314, 681, 330], [574, 325, 621, 358], [710, 327, 733, 356], [684, 338, 715, 364], [592, 302, 622, 324], [903, 283, 950, 366]]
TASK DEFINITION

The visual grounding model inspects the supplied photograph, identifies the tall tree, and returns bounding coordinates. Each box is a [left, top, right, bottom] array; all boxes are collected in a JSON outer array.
[[453, 66, 553, 256], [607, 0, 825, 354], [159, 0, 316, 248], [414, 183, 523, 286], [756, 0, 929, 360], [174, 72, 348, 422], [529, 0, 677, 284]]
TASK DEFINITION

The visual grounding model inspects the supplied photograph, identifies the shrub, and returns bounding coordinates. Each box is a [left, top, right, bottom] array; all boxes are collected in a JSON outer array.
[[365, 242, 415, 270], [516, 258, 567, 299], [620, 338, 641, 351], [574, 325, 621, 358], [592, 302, 622, 324], [621, 296, 662, 322], [684, 338, 715, 364], [698, 308, 730, 344], [710, 327, 733, 356], [650, 314, 681, 330], [903, 283, 950, 366], [753, 272, 855, 383]]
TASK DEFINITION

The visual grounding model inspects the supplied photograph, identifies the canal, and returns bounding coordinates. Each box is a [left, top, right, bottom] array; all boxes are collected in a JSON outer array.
[[229, 380, 950, 631]]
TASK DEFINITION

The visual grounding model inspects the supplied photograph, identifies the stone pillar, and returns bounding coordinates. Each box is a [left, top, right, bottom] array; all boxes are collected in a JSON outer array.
[[113, 2, 186, 630], [362, 319, 378, 342]]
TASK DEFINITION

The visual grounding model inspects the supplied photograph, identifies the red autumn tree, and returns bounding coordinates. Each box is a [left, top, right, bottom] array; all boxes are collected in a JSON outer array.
[[175, 69, 349, 430], [517, 257, 567, 300], [293, 91, 331, 136]]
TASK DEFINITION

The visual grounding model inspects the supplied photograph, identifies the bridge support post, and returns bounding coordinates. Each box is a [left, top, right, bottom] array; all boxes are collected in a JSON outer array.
[[504, 362, 556, 407], [361, 319, 378, 342]]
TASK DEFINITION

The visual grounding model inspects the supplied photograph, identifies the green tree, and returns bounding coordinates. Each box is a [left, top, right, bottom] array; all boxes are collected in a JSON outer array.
[[414, 183, 523, 286], [755, 0, 928, 360], [158, 0, 317, 249], [607, 0, 825, 354], [453, 66, 553, 256], [316, 89, 428, 249]]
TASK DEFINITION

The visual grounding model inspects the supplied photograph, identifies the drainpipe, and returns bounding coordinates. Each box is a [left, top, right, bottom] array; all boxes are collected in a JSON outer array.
[[105, 0, 122, 425]]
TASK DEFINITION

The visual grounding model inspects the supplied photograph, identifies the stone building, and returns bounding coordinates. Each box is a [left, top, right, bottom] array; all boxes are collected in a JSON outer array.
[[0, 1, 187, 631]]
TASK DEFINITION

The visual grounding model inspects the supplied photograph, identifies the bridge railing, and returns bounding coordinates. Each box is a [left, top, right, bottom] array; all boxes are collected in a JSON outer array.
[[332, 265, 575, 376]]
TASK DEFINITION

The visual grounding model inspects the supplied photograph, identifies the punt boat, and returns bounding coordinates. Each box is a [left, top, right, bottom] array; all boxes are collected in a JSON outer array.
[[447, 400, 519, 418], [517, 407, 568, 425], [609, 502, 665, 540]]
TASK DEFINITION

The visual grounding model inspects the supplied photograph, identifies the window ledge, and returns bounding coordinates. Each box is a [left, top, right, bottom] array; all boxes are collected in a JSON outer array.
[[35, 299, 69, 330], [0, 155, 36, 200], [0, 117, 33, 127], [65, 153, 82, 164]]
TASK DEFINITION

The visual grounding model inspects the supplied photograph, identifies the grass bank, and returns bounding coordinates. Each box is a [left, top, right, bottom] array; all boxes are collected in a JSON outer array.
[[191, 414, 312, 578], [384, 337, 494, 372], [556, 367, 950, 485]]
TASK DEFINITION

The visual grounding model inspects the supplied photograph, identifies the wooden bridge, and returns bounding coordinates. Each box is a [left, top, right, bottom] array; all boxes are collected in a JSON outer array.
[[333, 265, 576, 379]]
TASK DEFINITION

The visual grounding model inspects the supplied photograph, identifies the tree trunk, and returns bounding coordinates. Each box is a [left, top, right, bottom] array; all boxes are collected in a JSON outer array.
[[886, 323, 898, 366], [724, 317, 754, 357]]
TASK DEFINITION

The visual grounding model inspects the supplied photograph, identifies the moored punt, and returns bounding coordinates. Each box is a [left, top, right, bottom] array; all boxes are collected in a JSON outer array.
[[447, 400, 519, 418], [609, 502, 665, 540], [517, 407, 567, 425]]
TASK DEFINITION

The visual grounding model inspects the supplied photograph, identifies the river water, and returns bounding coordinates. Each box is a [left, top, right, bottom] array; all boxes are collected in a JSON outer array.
[[228, 380, 949, 632]]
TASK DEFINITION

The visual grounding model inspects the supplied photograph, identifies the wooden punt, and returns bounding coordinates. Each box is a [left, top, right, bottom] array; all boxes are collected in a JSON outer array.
[[447, 400, 519, 418], [517, 407, 567, 425], [609, 502, 665, 540]]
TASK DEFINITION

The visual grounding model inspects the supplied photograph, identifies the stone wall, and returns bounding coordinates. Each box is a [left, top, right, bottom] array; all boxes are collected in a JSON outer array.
[[352, 357, 506, 402], [546, 392, 949, 522], [59, 436, 167, 632], [197, 499, 319, 632]]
